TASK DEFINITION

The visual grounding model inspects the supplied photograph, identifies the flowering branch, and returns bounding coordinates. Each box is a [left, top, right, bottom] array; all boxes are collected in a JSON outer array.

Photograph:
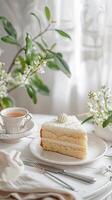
[[8, 23, 51, 73], [0, 6, 71, 108], [82, 86, 112, 128]]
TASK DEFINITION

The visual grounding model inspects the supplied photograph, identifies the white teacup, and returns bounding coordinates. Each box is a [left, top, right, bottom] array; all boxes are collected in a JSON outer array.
[[0, 107, 32, 134]]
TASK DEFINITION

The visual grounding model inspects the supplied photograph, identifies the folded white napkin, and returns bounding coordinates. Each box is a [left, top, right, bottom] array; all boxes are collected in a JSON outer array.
[[0, 173, 81, 200], [0, 150, 81, 200], [0, 150, 24, 182]]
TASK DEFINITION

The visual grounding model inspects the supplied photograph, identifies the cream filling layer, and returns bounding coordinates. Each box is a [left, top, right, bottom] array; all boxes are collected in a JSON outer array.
[[42, 138, 87, 149]]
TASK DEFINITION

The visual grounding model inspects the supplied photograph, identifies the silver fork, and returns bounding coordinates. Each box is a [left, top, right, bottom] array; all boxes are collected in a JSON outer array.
[[23, 160, 75, 191], [23, 159, 96, 184], [44, 171, 75, 191]]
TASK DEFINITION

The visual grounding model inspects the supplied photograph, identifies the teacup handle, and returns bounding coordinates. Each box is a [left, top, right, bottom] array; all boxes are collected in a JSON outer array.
[[20, 113, 32, 130]]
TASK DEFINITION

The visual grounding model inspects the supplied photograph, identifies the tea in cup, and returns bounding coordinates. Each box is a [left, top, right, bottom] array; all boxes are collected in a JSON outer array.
[[0, 107, 32, 134]]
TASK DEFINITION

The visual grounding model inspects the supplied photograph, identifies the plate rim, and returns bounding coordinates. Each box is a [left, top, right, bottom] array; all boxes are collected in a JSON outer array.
[[29, 134, 107, 166], [0, 120, 34, 140]]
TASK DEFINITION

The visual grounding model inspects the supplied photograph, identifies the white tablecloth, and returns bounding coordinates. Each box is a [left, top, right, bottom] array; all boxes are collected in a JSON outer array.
[[0, 114, 112, 200]]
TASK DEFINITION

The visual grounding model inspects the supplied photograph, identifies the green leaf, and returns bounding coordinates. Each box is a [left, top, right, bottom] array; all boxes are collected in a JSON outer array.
[[0, 97, 13, 108], [41, 38, 48, 47], [13, 68, 23, 75], [50, 43, 56, 50], [47, 50, 71, 77], [44, 6, 51, 21], [47, 61, 60, 70], [30, 13, 48, 48], [25, 33, 33, 65], [18, 56, 26, 71], [47, 51, 71, 77], [0, 16, 17, 39], [102, 119, 109, 128], [55, 29, 71, 39], [46, 52, 54, 59], [1, 35, 18, 45], [56, 52, 63, 58], [31, 13, 41, 27], [31, 75, 49, 95], [108, 110, 112, 115], [26, 85, 37, 104], [81, 116, 93, 124], [31, 12, 41, 32], [25, 33, 32, 54], [56, 55, 71, 77], [29, 50, 39, 66], [36, 42, 46, 52], [25, 46, 38, 66], [102, 115, 112, 128]]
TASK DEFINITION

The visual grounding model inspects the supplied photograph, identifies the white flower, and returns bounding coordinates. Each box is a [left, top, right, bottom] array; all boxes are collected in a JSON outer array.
[[38, 64, 45, 74], [0, 61, 9, 98], [0, 84, 7, 98], [87, 86, 112, 126], [12, 69, 30, 86]]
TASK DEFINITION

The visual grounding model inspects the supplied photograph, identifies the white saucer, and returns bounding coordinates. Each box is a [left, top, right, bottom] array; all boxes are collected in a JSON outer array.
[[0, 120, 34, 140], [30, 134, 107, 165]]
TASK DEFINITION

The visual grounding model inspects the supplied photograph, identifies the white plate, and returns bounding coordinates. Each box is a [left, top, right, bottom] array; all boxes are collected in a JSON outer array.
[[29, 134, 107, 165], [0, 120, 34, 140]]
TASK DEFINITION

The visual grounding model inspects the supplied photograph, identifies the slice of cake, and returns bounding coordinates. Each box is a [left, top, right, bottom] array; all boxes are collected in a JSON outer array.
[[40, 113, 88, 159]]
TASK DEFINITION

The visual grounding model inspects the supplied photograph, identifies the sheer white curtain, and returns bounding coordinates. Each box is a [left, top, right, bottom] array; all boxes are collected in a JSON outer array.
[[0, 0, 111, 115]]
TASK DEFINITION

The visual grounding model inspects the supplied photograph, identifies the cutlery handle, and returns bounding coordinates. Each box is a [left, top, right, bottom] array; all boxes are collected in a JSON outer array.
[[63, 171, 96, 184], [45, 171, 74, 191]]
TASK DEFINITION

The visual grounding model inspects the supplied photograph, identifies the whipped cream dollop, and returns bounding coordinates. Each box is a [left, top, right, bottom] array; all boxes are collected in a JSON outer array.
[[57, 113, 68, 123]]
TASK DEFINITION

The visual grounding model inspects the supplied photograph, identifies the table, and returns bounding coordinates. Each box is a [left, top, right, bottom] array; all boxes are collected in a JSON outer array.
[[0, 114, 112, 200]]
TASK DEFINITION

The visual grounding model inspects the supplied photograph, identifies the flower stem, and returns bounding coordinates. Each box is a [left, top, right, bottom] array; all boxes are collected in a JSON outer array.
[[8, 84, 21, 93], [33, 24, 50, 41], [7, 48, 24, 73]]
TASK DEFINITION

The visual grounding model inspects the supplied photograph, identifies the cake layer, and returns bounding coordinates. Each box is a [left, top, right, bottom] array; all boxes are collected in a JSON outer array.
[[40, 129, 87, 146], [41, 139, 87, 159], [41, 138, 87, 150]]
